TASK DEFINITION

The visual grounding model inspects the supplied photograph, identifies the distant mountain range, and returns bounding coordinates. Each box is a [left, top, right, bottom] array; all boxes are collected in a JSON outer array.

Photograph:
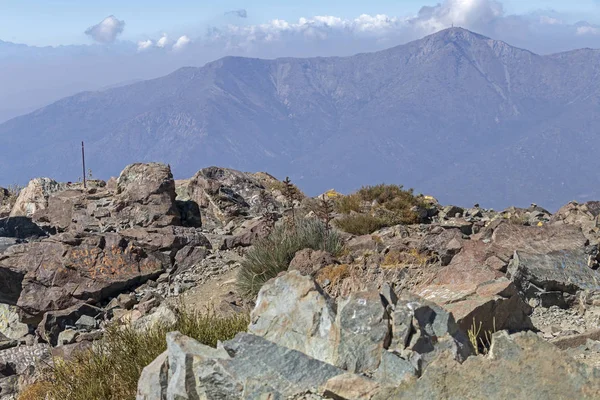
[[1, 27, 600, 210]]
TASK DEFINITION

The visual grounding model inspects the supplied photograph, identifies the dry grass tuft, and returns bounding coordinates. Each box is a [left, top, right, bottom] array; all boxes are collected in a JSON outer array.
[[467, 317, 497, 356], [237, 217, 343, 299], [19, 308, 248, 400], [315, 264, 351, 287], [382, 248, 432, 269]]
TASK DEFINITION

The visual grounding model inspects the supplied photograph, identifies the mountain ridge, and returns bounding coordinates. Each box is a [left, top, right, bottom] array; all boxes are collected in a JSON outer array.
[[2, 27, 600, 210]]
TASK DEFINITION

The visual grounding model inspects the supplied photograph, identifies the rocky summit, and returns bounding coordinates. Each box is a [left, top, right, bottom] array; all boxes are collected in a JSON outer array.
[[3, 163, 600, 399]]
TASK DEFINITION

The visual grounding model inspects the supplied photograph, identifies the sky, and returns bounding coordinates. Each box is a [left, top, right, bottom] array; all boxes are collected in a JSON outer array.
[[1, 0, 600, 124], [1, 0, 600, 46]]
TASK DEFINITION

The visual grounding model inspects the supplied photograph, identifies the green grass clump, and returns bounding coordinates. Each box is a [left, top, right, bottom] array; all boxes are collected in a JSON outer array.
[[19, 308, 248, 400], [237, 217, 344, 298], [333, 184, 424, 235]]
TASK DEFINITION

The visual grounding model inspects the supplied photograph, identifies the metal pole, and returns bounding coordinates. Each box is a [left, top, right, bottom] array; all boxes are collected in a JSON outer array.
[[81, 141, 86, 189]]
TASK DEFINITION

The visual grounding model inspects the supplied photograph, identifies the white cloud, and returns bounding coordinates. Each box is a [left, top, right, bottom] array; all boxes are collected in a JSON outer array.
[[85, 15, 125, 43], [137, 39, 153, 51], [539, 16, 562, 25], [576, 25, 600, 35], [157, 33, 168, 48], [173, 35, 191, 50], [201, 0, 600, 55]]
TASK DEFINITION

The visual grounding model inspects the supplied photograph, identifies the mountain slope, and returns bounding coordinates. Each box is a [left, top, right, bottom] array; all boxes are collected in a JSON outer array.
[[1, 28, 600, 210]]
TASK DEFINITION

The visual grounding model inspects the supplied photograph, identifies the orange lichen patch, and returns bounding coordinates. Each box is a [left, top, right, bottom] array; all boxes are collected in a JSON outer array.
[[316, 264, 350, 287], [64, 245, 160, 281]]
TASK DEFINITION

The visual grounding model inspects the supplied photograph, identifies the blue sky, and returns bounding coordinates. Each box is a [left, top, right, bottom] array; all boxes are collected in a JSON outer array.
[[1, 0, 600, 46]]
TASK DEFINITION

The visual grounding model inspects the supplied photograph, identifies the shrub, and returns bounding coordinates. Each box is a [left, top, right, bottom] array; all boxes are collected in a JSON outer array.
[[335, 194, 362, 214], [19, 308, 248, 400], [334, 213, 388, 236], [334, 184, 424, 235], [237, 217, 344, 298]]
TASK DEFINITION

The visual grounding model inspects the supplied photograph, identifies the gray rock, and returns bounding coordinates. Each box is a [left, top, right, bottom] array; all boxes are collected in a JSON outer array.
[[136, 351, 169, 400], [133, 305, 178, 332], [0, 304, 29, 340], [140, 332, 345, 400], [335, 291, 390, 372], [250, 272, 472, 377], [0, 333, 17, 351], [508, 249, 600, 306], [221, 333, 344, 397], [166, 331, 237, 400], [174, 245, 210, 274], [373, 351, 417, 386], [396, 294, 474, 371], [57, 329, 79, 346], [375, 331, 600, 400], [222, 216, 277, 250], [75, 315, 97, 331], [248, 271, 338, 365], [0, 344, 51, 375], [117, 293, 138, 310], [38, 303, 103, 346], [441, 205, 464, 219]]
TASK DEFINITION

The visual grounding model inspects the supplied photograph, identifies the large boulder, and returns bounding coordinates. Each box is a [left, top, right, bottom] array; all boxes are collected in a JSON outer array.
[[0, 343, 51, 375], [375, 331, 600, 400], [176, 167, 285, 229], [137, 331, 347, 400], [491, 223, 587, 254], [248, 270, 338, 365], [419, 278, 533, 335], [508, 249, 600, 307], [0, 232, 167, 321], [9, 178, 64, 218], [433, 240, 505, 286], [114, 163, 181, 228], [30, 163, 184, 233], [389, 293, 473, 372], [136, 351, 169, 400], [249, 272, 473, 375]]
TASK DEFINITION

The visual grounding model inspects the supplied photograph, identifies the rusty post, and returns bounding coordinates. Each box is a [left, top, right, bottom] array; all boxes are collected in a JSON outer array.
[[81, 141, 86, 189]]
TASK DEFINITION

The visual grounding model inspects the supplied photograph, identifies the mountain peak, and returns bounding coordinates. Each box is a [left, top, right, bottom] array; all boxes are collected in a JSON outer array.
[[425, 27, 491, 44]]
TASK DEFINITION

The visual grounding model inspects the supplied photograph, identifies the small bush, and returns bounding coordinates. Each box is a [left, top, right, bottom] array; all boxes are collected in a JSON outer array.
[[237, 217, 344, 298], [334, 184, 423, 235], [19, 308, 248, 400], [335, 195, 362, 214], [334, 213, 388, 236]]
